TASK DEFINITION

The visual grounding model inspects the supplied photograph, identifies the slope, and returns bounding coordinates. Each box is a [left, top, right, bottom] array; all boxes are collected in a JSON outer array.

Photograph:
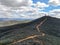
[[0, 16, 60, 45]]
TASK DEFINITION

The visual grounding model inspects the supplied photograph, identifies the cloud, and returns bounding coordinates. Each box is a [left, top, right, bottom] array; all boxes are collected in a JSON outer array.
[[2, 0, 60, 19], [48, 0, 60, 6], [49, 9, 60, 18], [0, 0, 49, 19], [0, 0, 27, 7], [0, 6, 46, 19], [0, 0, 33, 7], [34, 2, 49, 8]]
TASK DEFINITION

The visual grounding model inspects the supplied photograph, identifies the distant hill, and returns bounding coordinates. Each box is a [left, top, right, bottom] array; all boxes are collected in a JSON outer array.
[[0, 20, 31, 27], [0, 18, 32, 21], [0, 18, 32, 27], [0, 16, 60, 45]]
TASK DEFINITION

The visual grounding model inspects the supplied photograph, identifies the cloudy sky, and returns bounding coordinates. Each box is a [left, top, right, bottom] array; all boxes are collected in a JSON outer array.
[[0, 0, 60, 19]]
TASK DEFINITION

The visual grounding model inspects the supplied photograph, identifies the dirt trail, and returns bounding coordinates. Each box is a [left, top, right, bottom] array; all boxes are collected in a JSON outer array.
[[35, 18, 47, 45], [36, 18, 47, 33], [12, 35, 40, 44], [0, 18, 47, 36], [11, 18, 47, 45]]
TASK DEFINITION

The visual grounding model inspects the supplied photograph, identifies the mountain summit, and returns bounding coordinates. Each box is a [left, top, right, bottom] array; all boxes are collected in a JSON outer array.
[[0, 16, 60, 45], [0, 16, 60, 37]]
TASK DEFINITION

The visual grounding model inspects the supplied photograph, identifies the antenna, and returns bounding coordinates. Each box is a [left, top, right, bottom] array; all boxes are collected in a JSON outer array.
[[45, 14, 47, 16], [45, 14, 46, 16]]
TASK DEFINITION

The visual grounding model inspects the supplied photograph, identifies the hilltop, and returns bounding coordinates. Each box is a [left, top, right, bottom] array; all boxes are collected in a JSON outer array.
[[0, 16, 60, 45]]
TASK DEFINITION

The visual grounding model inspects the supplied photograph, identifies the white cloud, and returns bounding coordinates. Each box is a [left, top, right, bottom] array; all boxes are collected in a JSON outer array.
[[35, 2, 49, 8], [16, 0, 23, 3], [49, 0, 60, 6], [0, 0, 49, 19], [2, 0, 60, 19], [0, 0, 33, 7], [49, 9, 60, 18]]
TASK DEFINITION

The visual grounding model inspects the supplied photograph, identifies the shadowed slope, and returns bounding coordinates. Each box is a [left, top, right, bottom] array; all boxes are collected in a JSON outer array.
[[0, 16, 60, 45], [0, 16, 60, 37], [40, 16, 60, 37]]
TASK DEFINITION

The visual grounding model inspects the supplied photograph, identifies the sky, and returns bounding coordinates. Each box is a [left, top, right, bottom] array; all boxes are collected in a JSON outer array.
[[0, 0, 60, 19]]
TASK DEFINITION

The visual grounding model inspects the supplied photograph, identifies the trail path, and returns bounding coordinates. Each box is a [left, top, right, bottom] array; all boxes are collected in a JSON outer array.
[[36, 18, 47, 33], [12, 35, 40, 44], [11, 18, 47, 45]]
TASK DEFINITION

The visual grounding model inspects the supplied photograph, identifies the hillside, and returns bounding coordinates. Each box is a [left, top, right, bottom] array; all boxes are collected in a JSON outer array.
[[0, 20, 31, 27], [0, 16, 60, 45]]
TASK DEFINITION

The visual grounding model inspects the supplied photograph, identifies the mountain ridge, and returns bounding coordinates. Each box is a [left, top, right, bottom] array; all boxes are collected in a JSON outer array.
[[0, 16, 60, 45], [0, 16, 60, 37]]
